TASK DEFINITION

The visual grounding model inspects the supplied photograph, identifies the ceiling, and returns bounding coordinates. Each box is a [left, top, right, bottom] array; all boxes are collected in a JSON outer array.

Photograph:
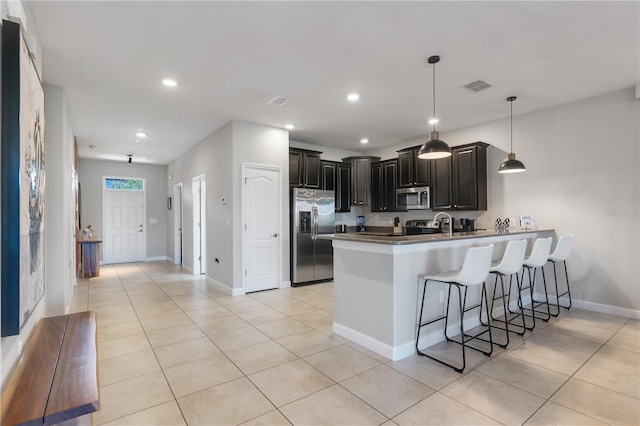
[[28, 1, 639, 165]]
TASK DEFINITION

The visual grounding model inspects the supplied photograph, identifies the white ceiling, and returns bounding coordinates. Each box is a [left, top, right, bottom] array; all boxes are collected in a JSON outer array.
[[28, 1, 639, 165]]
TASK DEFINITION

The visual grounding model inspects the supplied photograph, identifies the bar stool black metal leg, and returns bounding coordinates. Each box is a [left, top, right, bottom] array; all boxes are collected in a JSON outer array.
[[457, 285, 466, 373], [415, 279, 429, 353]]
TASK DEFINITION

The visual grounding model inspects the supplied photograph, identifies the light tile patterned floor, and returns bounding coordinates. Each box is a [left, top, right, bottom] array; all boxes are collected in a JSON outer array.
[[69, 261, 640, 425]]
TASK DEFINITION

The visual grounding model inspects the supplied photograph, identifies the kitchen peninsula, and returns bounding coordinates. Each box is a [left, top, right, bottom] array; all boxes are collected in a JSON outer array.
[[326, 229, 555, 361]]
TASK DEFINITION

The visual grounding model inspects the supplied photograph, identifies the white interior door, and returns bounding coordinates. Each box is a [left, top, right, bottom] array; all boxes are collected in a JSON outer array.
[[192, 176, 206, 275], [104, 190, 145, 264], [244, 165, 281, 293], [173, 183, 183, 265]]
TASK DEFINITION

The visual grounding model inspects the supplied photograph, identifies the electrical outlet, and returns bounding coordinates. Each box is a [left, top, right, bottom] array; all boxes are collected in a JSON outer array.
[[508, 217, 516, 227]]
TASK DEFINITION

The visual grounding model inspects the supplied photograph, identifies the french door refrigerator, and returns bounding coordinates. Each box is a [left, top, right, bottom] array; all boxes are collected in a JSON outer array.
[[292, 188, 335, 286]]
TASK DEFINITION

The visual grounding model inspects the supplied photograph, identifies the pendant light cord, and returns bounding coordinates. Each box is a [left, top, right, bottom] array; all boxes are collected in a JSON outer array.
[[432, 62, 436, 132], [510, 100, 513, 153]]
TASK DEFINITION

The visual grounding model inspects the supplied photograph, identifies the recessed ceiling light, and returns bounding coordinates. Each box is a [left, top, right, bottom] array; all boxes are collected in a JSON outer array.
[[347, 93, 360, 101], [89, 145, 97, 150], [162, 78, 177, 87], [135, 132, 147, 138], [360, 138, 369, 144], [285, 124, 295, 130], [428, 118, 439, 125]]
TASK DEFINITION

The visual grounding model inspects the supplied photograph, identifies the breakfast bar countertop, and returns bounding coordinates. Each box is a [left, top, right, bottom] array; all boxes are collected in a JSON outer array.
[[323, 228, 553, 245]]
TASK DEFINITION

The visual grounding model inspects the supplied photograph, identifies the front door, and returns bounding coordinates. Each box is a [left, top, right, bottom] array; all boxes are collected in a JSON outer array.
[[103, 187, 145, 264], [243, 165, 281, 293]]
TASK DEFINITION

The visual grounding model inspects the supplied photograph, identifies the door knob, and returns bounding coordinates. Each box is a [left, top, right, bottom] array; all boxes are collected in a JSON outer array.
[[271, 233, 278, 238]]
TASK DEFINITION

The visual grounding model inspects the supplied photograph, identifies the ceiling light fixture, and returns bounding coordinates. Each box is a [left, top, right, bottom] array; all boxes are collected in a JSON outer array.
[[162, 78, 177, 87], [347, 93, 360, 101], [127, 154, 132, 164], [499, 96, 526, 174], [417, 55, 451, 160], [360, 138, 369, 144], [285, 124, 295, 130], [89, 145, 97, 150], [428, 118, 439, 125], [136, 132, 147, 138]]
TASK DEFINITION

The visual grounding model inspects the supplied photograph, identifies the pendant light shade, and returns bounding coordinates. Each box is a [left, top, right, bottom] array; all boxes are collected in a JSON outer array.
[[498, 96, 526, 174], [417, 55, 451, 160]]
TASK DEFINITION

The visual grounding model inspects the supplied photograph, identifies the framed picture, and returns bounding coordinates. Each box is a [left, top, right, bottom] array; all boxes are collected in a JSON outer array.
[[1, 21, 46, 336]]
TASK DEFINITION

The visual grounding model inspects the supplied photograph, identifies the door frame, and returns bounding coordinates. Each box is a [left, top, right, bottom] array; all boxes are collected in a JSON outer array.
[[192, 175, 206, 275], [173, 182, 183, 265], [241, 163, 283, 292], [101, 175, 146, 264]]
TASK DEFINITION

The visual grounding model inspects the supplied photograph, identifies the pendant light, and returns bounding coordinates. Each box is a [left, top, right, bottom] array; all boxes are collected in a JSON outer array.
[[498, 96, 526, 173], [417, 55, 451, 160]]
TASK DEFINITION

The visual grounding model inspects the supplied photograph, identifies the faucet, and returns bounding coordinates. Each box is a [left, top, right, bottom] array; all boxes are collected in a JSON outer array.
[[433, 212, 452, 237]]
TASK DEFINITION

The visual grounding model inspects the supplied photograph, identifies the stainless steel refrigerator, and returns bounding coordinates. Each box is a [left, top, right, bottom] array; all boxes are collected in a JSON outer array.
[[292, 188, 335, 286]]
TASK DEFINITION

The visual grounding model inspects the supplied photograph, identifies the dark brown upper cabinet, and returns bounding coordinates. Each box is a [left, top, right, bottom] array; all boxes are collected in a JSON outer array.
[[335, 163, 351, 213], [371, 159, 400, 212], [397, 146, 431, 188], [321, 161, 336, 191], [289, 148, 322, 188], [342, 156, 380, 206], [431, 142, 488, 211]]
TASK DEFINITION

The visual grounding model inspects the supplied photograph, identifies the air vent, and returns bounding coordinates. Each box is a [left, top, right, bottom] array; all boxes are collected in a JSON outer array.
[[268, 96, 289, 107], [464, 80, 492, 93]]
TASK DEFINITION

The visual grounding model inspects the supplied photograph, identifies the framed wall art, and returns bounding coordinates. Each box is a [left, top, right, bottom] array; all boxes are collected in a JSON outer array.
[[1, 20, 46, 337]]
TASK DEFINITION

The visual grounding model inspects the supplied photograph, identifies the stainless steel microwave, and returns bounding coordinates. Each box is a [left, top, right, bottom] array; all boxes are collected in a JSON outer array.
[[397, 186, 431, 210]]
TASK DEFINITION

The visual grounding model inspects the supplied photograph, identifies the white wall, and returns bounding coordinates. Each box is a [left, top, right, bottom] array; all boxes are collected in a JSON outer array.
[[445, 88, 639, 313], [232, 121, 289, 289], [290, 140, 361, 162], [78, 160, 168, 260], [43, 84, 76, 315], [167, 122, 234, 285], [167, 120, 290, 292]]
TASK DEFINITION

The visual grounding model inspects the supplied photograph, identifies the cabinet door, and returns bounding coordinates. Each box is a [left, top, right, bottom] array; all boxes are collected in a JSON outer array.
[[414, 150, 431, 186], [370, 163, 383, 212], [431, 156, 452, 210], [321, 161, 336, 191], [383, 161, 399, 211], [303, 153, 321, 188], [289, 150, 303, 187], [336, 163, 351, 212], [452, 147, 477, 210], [351, 158, 370, 205], [397, 151, 414, 188]]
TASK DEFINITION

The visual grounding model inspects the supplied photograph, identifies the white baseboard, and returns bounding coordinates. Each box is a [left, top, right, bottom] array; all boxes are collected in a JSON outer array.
[[167, 256, 174, 263], [333, 323, 394, 360], [532, 292, 640, 320], [280, 280, 291, 289], [145, 256, 167, 262], [182, 264, 194, 274], [204, 276, 246, 296]]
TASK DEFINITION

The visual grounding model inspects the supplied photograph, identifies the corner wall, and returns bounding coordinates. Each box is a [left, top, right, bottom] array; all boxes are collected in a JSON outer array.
[[167, 120, 290, 292], [43, 84, 76, 315]]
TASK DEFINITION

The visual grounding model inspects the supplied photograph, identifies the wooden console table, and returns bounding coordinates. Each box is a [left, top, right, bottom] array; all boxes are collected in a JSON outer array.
[[77, 239, 102, 278]]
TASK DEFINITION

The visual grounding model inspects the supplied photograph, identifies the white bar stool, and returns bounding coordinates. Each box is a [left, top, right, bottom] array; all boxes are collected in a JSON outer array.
[[518, 237, 553, 328], [486, 239, 528, 347], [548, 235, 574, 315], [416, 245, 494, 373]]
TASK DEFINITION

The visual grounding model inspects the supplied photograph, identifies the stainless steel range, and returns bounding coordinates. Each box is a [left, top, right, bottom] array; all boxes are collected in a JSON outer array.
[[404, 219, 442, 235]]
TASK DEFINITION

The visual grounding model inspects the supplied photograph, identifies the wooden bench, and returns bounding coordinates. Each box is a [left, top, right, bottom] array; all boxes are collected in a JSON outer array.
[[1, 311, 99, 426]]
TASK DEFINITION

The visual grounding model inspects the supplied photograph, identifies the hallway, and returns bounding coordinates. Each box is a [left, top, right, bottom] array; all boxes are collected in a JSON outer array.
[[70, 261, 640, 425]]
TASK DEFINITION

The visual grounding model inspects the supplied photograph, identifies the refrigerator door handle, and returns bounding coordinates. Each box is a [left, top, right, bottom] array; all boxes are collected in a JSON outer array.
[[312, 206, 318, 240]]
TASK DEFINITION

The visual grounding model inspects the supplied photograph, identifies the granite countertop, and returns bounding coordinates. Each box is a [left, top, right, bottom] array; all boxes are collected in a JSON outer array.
[[322, 229, 553, 245]]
